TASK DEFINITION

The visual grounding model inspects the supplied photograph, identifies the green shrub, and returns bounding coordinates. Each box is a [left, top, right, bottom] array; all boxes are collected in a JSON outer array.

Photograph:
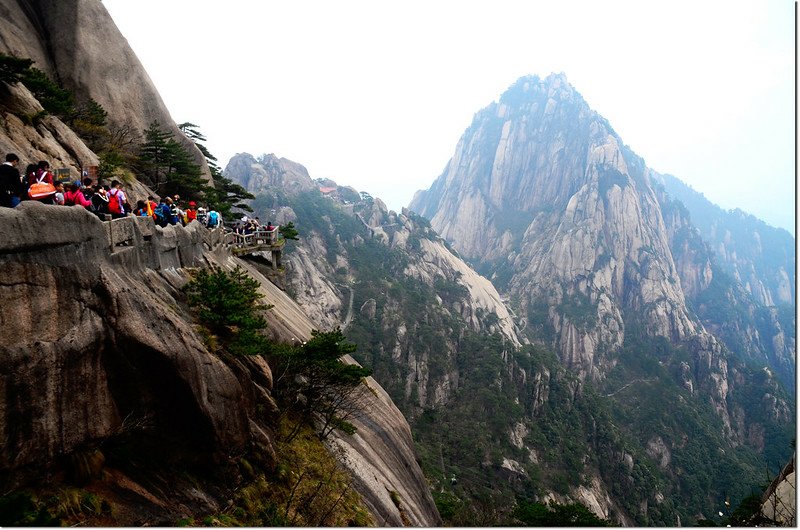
[[0, 491, 59, 526], [270, 328, 371, 440], [183, 266, 273, 356]]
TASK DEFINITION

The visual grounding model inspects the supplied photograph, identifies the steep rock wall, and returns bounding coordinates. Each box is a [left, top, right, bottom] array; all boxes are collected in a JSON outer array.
[[0, 0, 210, 181], [413, 74, 699, 380], [0, 202, 440, 526]]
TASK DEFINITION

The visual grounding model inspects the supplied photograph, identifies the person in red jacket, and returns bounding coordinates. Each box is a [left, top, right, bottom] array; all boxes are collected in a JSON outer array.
[[31, 161, 54, 186], [64, 182, 92, 208], [186, 200, 198, 223]]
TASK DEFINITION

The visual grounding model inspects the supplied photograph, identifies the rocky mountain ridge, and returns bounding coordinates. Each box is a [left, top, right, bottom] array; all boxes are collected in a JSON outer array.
[[0, 1, 440, 524], [654, 172, 794, 307], [226, 149, 793, 525], [228, 153, 640, 522], [408, 73, 794, 522], [412, 74, 707, 378], [655, 180, 796, 391], [410, 73, 794, 387]]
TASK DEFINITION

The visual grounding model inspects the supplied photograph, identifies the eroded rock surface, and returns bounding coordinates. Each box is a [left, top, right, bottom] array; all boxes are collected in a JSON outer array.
[[0, 202, 440, 526]]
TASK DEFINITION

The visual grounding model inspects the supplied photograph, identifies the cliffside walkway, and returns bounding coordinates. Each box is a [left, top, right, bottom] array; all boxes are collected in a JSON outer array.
[[223, 227, 285, 269], [102, 214, 285, 269]]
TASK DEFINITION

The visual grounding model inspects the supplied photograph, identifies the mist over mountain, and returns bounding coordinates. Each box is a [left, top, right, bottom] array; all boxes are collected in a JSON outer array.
[[654, 172, 794, 307]]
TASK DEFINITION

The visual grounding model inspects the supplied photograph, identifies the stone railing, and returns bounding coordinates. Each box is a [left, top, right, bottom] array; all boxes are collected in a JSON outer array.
[[0, 202, 223, 273]]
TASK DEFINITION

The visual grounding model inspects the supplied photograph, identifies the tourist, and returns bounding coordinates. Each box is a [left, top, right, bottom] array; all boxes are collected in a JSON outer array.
[[185, 201, 198, 223], [146, 195, 158, 219], [28, 160, 55, 204], [32, 161, 54, 186], [166, 196, 179, 225], [0, 153, 23, 208], [171, 194, 185, 223], [91, 185, 109, 217], [53, 182, 65, 205], [206, 207, 221, 228], [108, 180, 128, 218], [80, 177, 94, 203], [133, 200, 148, 216], [64, 182, 92, 208], [23, 163, 37, 188], [154, 198, 170, 227]]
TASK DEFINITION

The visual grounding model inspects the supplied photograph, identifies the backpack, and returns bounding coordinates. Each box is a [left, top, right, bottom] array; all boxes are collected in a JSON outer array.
[[90, 193, 106, 213], [108, 188, 122, 214], [64, 190, 75, 206], [207, 211, 219, 227], [155, 203, 169, 224]]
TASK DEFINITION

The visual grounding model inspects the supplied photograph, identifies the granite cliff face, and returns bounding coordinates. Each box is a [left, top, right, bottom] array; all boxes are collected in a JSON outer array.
[[0, 203, 440, 526], [412, 74, 706, 380], [409, 73, 794, 522], [410, 74, 795, 388], [655, 182, 796, 391], [0, 7, 440, 523], [0, 0, 210, 182], [225, 154, 520, 354], [654, 172, 794, 307], [227, 153, 650, 524], [229, 143, 794, 524]]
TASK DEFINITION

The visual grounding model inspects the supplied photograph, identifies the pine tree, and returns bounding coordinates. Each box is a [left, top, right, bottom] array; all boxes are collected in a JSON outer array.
[[137, 121, 210, 199], [178, 122, 255, 219]]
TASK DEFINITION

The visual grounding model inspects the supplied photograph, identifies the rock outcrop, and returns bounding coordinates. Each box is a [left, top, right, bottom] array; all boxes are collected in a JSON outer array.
[[0, 203, 265, 512], [411, 73, 706, 380], [226, 152, 522, 412], [656, 182, 796, 390], [761, 453, 796, 525], [0, 0, 210, 182], [0, 202, 440, 526], [409, 74, 795, 396], [408, 73, 794, 523], [653, 171, 794, 307]]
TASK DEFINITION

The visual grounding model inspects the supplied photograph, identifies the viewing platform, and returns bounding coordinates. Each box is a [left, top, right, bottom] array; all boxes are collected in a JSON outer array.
[[223, 227, 285, 268]]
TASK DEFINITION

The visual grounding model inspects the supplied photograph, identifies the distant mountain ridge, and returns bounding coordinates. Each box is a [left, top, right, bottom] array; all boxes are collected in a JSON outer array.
[[228, 143, 793, 525], [653, 171, 794, 307]]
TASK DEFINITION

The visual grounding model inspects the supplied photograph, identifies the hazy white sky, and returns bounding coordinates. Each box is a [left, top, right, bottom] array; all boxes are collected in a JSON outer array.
[[103, 0, 795, 233]]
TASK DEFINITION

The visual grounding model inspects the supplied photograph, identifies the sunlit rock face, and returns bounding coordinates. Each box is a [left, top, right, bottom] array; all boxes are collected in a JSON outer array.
[[412, 73, 703, 380], [409, 76, 796, 481]]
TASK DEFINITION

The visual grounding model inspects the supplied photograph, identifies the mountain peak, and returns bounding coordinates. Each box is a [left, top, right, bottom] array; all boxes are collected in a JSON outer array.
[[496, 72, 588, 116]]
